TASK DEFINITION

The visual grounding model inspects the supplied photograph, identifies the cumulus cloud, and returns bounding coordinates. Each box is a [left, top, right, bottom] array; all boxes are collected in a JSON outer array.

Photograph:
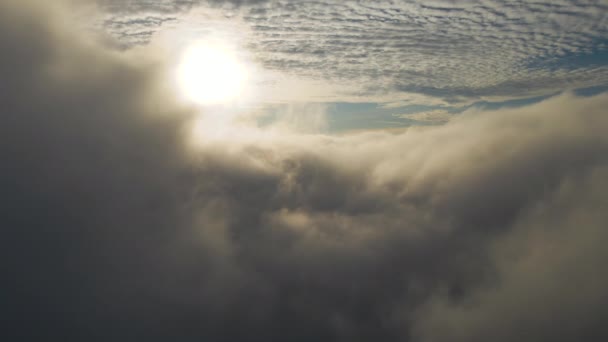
[[2, 1, 608, 341]]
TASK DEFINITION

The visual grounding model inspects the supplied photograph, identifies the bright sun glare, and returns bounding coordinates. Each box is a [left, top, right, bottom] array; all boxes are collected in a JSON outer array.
[[177, 42, 248, 106]]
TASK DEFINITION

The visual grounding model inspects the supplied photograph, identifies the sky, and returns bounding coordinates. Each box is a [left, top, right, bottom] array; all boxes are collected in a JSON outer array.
[[94, 0, 608, 130], [2, 0, 608, 341]]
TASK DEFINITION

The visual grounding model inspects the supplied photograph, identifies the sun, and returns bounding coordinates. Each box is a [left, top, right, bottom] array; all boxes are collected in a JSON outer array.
[[177, 42, 248, 106]]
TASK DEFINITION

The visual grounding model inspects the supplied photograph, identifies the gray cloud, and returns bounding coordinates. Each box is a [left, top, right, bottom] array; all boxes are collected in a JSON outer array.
[[396, 109, 453, 124], [413, 168, 608, 342], [2, 1, 608, 341], [96, 0, 269, 13]]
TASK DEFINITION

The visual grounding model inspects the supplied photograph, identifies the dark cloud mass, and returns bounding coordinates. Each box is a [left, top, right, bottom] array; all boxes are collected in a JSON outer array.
[[2, 1, 608, 341]]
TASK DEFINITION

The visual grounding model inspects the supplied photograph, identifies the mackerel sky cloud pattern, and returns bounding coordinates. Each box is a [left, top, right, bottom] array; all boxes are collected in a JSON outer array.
[[97, 0, 608, 105]]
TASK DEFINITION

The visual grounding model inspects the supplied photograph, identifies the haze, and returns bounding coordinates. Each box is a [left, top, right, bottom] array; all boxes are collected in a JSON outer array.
[[2, 1, 608, 341]]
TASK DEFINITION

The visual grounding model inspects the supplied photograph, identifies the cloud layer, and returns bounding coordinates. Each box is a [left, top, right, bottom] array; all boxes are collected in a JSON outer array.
[[95, 0, 608, 104], [2, 1, 608, 341]]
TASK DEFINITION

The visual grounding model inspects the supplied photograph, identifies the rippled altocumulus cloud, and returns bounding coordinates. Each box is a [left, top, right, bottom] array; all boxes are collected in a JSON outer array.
[[96, 0, 608, 104]]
